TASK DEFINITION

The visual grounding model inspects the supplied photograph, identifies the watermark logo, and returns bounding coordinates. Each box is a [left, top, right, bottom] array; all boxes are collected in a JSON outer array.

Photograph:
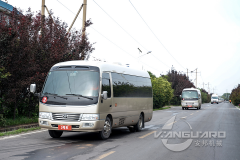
[[154, 115, 226, 152]]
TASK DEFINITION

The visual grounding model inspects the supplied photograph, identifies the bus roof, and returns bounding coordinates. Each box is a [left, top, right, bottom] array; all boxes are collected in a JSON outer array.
[[183, 88, 200, 91], [52, 60, 150, 78]]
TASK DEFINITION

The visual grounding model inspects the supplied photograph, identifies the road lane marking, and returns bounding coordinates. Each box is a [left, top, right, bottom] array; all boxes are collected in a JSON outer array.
[[235, 106, 240, 110], [0, 129, 47, 140], [181, 116, 187, 119], [139, 131, 156, 138], [190, 113, 194, 115], [95, 151, 115, 160]]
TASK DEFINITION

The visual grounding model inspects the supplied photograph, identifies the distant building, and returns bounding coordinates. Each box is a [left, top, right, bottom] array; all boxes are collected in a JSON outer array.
[[0, 0, 19, 23], [0, 0, 14, 12]]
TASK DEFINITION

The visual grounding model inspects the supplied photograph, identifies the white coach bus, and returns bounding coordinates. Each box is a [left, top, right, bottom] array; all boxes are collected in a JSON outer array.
[[180, 88, 202, 110], [30, 61, 153, 139]]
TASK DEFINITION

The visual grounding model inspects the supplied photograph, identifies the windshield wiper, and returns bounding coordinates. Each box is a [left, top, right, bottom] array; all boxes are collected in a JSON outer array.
[[66, 94, 93, 100], [43, 93, 67, 100]]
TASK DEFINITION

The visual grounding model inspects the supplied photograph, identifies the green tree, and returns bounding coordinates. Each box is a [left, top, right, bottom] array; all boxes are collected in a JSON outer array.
[[150, 76, 173, 108], [0, 67, 11, 83], [230, 85, 240, 106], [221, 93, 230, 100]]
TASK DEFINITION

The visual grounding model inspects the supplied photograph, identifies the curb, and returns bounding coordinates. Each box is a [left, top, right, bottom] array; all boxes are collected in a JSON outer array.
[[0, 123, 39, 133]]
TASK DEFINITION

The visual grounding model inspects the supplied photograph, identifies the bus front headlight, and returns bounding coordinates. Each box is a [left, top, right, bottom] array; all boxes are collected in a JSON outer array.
[[39, 112, 52, 119], [194, 103, 198, 106], [81, 114, 99, 121]]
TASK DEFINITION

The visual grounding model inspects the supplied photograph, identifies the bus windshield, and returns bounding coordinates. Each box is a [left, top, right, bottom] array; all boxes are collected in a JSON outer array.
[[212, 97, 218, 99], [182, 90, 198, 99], [42, 71, 100, 97]]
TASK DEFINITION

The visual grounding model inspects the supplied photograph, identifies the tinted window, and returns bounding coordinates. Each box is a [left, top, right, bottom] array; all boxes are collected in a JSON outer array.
[[111, 73, 152, 97], [102, 73, 111, 98]]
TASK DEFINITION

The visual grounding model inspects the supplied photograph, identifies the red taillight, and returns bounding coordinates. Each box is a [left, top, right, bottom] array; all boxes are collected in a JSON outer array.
[[42, 96, 47, 103], [183, 98, 184, 100]]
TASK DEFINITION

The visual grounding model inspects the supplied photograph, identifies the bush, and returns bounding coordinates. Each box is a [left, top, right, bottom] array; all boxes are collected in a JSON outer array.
[[151, 76, 173, 109], [230, 85, 240, 106], [0, 114, 7, 127], [200, 89, 210, 103], [170, 96, 181, 105]]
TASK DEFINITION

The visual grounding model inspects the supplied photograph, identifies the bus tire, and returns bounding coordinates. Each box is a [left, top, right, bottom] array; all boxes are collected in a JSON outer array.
[[99, 117, 112, 140], [48, 130, 63, 138], [127, 126, 136, 132], [135, 114, 143, 132], [182, 107, 184, 110]]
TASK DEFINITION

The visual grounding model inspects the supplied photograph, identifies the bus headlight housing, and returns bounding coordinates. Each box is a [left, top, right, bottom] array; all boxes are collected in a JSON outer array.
[[81, 114, 99, 121], [194, 102, 198, 106], [39, 112, 52, 119]]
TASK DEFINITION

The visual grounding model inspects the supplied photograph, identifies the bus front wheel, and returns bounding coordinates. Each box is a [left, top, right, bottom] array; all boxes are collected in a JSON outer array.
[[99, 117, 112, 140]]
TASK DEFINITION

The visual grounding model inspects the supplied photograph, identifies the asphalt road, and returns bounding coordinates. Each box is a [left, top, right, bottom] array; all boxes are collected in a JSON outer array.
[[1, 102, 240, 160]]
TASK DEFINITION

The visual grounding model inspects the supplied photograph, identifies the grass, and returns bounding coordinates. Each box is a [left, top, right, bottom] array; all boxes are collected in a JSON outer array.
[[153, 107, 171, 111], [164, 104, 180, 106], [2, 117, 38, 127], [0, 127, 41, 137]]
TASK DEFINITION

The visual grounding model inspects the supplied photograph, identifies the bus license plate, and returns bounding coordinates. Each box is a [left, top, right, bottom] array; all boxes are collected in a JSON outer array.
[[58, 125, 72, 131], [188, 105, 192, 107]]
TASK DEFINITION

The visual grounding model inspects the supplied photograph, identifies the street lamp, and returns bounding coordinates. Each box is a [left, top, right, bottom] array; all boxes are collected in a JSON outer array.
[[137, 50, 152, 70]]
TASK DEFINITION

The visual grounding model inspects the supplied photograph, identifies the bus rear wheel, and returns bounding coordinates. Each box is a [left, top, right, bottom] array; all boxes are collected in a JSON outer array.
[[99, 117, 112, 140], [134, 114, 143, 132], [48, 130, 63, 138]]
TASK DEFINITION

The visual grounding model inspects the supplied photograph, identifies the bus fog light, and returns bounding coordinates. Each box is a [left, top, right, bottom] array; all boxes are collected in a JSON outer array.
[[83, 123, 94, 127], [40, 120, 48, 125]]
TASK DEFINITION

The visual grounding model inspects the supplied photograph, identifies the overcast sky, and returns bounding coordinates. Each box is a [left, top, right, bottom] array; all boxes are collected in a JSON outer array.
[[7, 0, 240, 96]]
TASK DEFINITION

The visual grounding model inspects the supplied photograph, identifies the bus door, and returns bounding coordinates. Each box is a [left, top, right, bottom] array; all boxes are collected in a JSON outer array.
[[100, 72, 113, 113]]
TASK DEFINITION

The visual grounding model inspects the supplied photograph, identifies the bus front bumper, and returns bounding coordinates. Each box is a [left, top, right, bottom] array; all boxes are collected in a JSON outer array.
[[38, 118, 105, 132]]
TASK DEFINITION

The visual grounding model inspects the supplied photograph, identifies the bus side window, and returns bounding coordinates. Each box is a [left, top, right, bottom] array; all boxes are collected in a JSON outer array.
[[102, 73, 111, 98]]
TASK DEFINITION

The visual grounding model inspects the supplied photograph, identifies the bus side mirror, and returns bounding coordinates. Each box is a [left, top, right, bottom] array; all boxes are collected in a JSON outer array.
[[101, 91, 108, 100], [30, 84, 36, 93]]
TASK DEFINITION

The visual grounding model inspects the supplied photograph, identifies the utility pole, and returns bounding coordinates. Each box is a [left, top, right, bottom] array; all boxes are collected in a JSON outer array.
[[41, 0, 45, 34], [196, 68, 197, 88], [82, 0, 87, 35], [191, 68, 199, 88], [208, 82, 210, 94], [41, 0, 45, 17], [187, 69, 188, 79]]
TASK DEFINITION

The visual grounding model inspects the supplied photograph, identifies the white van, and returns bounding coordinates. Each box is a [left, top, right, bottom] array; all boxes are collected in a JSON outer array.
[[180, 88, 202, 110], [30, 61, 153, 139], [211, 94, 219, 104]]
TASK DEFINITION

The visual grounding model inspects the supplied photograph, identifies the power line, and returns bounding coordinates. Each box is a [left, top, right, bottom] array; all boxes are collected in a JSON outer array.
[[93, 0, 148, 51], [92, 0, 170, 69], [56, 0, 162, 73], [129, 0, 186, 70], [57, 0, 75, 14]]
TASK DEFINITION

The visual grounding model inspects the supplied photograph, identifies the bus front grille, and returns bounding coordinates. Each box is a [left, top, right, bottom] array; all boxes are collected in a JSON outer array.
[[52, 113, 81, 121]]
